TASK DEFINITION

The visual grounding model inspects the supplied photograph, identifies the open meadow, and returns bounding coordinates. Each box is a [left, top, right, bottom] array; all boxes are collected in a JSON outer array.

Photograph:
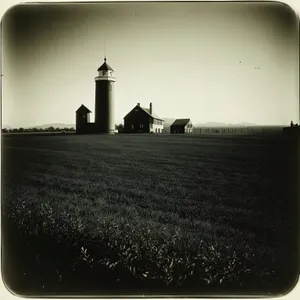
[[1, 133, 299, 296]]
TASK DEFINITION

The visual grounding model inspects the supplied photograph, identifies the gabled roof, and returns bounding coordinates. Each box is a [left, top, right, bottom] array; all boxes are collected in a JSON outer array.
[[97, 58, 114, 71], [140, 107, 164, 121], [76, 104, 91, 114], [171, 119, 191, 126], [123, 105, 164, 121]]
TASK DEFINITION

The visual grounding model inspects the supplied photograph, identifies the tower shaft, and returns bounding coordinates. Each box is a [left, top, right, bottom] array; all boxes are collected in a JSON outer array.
[[95, 80, 115, 134]]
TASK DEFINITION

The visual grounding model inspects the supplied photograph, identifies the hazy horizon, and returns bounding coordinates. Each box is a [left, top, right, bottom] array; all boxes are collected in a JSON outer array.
[[2, 2, 299, 128], [1, 120, 270, 130]]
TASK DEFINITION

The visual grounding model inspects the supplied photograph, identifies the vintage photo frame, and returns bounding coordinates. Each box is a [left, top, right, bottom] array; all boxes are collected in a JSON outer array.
[[1, 0, 300, 298]]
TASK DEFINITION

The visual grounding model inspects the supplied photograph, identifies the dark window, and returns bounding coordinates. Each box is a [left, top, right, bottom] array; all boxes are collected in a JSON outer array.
[[140, 124, 143, 128]]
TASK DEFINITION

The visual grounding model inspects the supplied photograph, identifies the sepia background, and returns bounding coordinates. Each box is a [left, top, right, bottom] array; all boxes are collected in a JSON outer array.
[[1, 1, 299, 128]]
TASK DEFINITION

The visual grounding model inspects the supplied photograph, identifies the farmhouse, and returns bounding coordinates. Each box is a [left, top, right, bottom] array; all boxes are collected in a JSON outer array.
[[170, 119, 193, 134], [123, 103, 164, 133]]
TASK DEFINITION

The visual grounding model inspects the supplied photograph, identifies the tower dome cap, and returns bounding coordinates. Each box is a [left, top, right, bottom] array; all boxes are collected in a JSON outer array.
[[97, 57, 114, 71]]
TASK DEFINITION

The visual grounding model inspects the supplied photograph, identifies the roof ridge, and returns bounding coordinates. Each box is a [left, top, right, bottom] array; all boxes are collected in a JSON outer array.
[[171, 118, 191, 126], [76, 104, 91, 113]]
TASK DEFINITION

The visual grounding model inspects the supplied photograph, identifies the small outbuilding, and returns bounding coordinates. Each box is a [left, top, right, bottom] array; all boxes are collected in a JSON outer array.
[[170, 119, 193, 134], [75, 104, 92, 134]]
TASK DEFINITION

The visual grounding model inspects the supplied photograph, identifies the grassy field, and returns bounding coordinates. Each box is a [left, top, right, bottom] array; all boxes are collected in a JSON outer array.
[[2, 133, 299, 296]]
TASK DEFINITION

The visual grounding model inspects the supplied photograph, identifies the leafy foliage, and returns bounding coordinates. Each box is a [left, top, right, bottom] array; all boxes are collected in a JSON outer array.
[[2, 133, 298, 294]]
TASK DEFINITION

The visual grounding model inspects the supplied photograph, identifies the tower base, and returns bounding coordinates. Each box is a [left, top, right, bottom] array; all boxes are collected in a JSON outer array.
[[95, 130, 115, 135]]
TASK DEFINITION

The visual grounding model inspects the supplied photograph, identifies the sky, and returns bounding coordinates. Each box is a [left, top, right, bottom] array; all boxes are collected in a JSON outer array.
[[1, 1, 299, 128]]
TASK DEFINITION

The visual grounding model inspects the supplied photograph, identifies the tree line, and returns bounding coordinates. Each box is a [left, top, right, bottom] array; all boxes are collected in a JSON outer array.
[[3, 125, 125, 134], [2, 126, 75, 133]]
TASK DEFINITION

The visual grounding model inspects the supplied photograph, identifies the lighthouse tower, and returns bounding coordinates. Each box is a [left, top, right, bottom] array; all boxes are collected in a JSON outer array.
[[94, 57, 116, 134]]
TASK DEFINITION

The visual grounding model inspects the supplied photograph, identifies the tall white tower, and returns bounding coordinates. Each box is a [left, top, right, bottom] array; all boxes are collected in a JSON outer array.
[[94, 57, 116, 134]]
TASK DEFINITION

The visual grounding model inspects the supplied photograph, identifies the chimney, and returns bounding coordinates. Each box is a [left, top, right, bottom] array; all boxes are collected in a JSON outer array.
[[137, 103, 140, 107], [150, 102, 152, 115]]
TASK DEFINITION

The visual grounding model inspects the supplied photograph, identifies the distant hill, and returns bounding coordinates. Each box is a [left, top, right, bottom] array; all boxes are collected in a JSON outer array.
[[2, 124, 13, 129], [194, 122, 259, 128], [2, 123, 76, 130], [26, 123, 75, 129]]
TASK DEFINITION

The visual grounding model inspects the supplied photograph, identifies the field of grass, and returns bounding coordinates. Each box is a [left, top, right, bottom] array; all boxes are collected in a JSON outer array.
[[2, 133, 299, 296]]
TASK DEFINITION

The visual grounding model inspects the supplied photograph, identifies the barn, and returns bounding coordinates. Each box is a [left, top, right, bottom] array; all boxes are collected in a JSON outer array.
[[170, 119, 193, 134], [123, 102, 164, 133]]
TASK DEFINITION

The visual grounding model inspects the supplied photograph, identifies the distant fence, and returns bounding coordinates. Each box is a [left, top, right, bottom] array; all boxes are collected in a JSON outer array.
[[193, 127, 262, 134], [162, 127, 283, 135]]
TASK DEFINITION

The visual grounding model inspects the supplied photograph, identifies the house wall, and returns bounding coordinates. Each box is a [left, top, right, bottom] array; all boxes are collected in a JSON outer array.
[[170, 125, 185, 134], [75, 115, 97, 134], [150, 123, 163, 133], [76, 113, 89, 134], [185, 120, 193, 134], [124, 106, 151, 133]]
